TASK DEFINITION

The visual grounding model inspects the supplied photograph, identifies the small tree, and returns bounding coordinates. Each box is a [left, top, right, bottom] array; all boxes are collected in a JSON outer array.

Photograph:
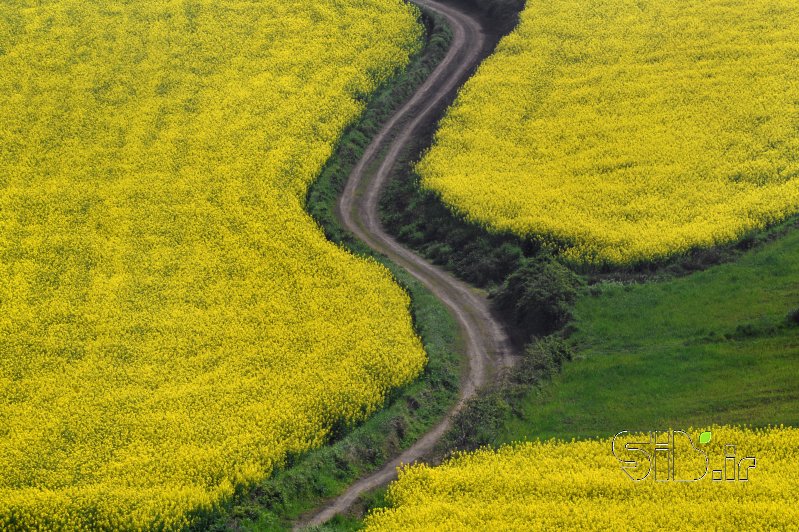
[[445, 390, 510, 451], [522, 336, 574, 380], [493, 255, 582, 339]]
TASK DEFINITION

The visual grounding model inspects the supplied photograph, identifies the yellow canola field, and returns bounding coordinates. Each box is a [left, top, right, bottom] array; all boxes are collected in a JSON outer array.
[[366, 426, 799, 530], [0, 0, 424, 528], [418, 0, 799, 265]]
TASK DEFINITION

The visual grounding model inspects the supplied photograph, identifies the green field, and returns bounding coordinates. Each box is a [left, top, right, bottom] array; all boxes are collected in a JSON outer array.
[[502, 227, 799, 442]]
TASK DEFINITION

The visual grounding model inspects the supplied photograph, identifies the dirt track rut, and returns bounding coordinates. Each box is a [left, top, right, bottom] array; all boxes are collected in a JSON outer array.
[[298, 1, 514, 527]]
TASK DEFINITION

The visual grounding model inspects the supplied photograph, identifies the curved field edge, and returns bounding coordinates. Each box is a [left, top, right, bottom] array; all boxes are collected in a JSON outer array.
[[364, 426, 799, 530], [0, 1, 428, 529], [415, 0, 799, 267], [383, 160, 799, 441], [500, 226, 799, 444], [200, 11, 460, 531], [363, 253, 799, 524], [360, 1, 799, 528]]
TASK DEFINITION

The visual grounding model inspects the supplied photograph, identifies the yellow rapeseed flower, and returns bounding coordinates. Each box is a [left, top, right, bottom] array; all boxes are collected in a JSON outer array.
[[418, 0, 799, 265], [0, 0, 424, 528], [366, 426, 799, 530]]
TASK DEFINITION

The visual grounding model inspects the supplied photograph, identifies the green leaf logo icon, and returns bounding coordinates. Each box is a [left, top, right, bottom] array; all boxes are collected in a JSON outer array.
[[699, 431, 712, 445]]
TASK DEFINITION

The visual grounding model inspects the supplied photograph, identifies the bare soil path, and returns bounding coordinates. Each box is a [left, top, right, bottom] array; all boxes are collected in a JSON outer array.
[[298, 1, 515, 527]]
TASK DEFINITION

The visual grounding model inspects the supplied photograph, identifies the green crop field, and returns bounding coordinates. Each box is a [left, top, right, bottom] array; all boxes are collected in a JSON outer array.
[[504, 226, 799, 441]]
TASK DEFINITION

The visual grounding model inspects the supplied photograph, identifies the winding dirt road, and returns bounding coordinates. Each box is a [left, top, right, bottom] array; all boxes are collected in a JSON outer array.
[[299, 1, 514, 527]]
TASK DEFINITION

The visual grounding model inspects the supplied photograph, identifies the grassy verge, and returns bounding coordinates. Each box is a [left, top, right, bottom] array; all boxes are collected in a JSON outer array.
[[201, 11, 460, 532]]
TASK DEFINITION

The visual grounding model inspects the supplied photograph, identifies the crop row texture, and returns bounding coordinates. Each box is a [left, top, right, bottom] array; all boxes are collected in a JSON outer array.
[[418, 0, 799, 265], [366, 426, 799, 530], [0, 0, 424, 528]]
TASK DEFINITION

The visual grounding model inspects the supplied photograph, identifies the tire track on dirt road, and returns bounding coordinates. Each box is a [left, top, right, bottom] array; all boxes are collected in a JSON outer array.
[[298, 1, 515, 527]]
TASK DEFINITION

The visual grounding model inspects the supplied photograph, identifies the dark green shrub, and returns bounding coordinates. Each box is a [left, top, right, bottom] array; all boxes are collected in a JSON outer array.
[[537, 335, 574, 369], [517, 336, 574, 383], [492, 255, 582, 340], [444, 390, 510, 451]]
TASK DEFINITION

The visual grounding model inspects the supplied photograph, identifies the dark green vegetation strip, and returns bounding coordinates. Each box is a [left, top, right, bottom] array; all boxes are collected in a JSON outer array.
[[201, 12, 459, 532]]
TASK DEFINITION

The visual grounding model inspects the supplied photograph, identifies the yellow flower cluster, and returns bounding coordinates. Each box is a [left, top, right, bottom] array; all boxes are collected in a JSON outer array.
[[0, 0, 424, 528], [366, 426, 799, 530], [418, 0, 799, 264]]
